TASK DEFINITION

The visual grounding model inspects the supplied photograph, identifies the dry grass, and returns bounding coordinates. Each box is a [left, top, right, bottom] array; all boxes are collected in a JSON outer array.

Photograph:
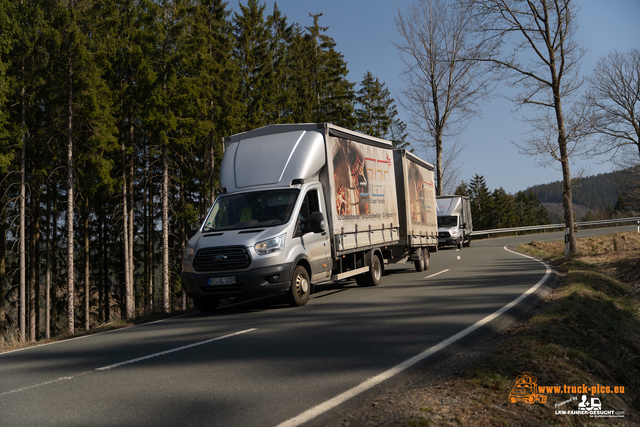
[[339, 231, 640, 426]]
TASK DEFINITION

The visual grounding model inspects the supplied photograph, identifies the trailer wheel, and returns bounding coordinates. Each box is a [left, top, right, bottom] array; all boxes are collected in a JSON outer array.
[[287, 265, 311, 307], [359, 253, 383, 287], [414, 248, 425, 272], [423, 248, 430, 271], [193, 296, 220, 312]]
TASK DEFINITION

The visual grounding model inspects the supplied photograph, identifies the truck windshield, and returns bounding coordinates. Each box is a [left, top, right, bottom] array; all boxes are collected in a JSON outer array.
[[202, 189, 299, 231], [437, 216, 458, 228]]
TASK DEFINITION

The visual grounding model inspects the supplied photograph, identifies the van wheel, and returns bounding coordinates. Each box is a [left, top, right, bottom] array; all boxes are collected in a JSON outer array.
[[414, 248, 425, 272], [193, 296, 219, 312], [457, 239, 462, 249], [359, 254, 383, 287], [287, 266, 310, 307], [465, 237, 471, 247]]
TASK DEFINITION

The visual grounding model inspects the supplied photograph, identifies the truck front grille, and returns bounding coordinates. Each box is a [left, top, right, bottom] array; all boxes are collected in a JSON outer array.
[[193, 246, 251, 272], [438, 232, 451, 238]]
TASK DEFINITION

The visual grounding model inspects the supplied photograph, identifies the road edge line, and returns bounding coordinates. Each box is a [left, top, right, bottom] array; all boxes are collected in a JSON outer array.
[[276, 246, 554, 427]]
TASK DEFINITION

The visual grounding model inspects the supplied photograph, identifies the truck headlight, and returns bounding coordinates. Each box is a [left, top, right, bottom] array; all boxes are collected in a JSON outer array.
[[183, 246, 195, 262], [255, 233, 286, 255], [450, 228, 458, 236]]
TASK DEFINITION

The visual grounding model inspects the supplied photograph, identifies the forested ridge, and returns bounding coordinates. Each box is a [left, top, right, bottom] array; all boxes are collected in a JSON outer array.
[[0, 0, 407, 346], [527, 170, 631, 212]]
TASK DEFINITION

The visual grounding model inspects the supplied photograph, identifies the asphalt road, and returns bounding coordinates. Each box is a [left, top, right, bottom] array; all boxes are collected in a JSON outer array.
[[1, 225, 636, 427]]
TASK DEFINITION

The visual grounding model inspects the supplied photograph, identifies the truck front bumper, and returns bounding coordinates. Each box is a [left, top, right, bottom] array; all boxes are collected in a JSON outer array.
[[438, 237, 460, 246], [181, 262, 294, 299]]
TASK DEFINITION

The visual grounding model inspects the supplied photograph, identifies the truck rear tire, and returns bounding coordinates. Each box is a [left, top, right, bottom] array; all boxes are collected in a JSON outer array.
[[358, 253, 382, 287], [193, 296, 220, 312], [287, 265, 311, 307]]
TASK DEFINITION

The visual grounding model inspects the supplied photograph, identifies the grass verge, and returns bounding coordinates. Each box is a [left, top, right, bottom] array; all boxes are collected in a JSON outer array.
[[404, 231, 640, 426]]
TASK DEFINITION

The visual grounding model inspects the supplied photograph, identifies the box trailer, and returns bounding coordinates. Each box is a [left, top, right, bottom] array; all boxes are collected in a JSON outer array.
[[436, 195, 472, 248], [181, 123, 438, 311]]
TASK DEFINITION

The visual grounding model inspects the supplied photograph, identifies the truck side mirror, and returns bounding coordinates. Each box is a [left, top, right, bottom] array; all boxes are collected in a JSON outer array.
[[310, 211, 325, 233], [301, 212, 325, 234], [461, 223, 467, 230], [187, 224, 198, 239]]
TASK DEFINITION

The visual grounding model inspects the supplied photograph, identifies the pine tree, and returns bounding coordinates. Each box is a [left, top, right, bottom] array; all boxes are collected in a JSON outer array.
[[234, 0, 274, 129], [492, 187, 517, 229], [468, 174, 494, 230], [306, 13, 354, 127]]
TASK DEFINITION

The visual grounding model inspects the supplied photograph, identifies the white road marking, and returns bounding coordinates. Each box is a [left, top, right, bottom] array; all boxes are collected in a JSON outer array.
[[96, 328, 257, 371], [425, 269, 449, 279], [0, 372, 89, 397], [276, 247, 553, 427], [457, 256, 461, 260], [0, 328, 257, 397]]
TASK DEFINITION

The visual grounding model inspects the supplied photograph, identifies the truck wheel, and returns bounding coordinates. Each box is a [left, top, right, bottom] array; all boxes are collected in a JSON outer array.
[[287, 265, 311, 307], [457, 239, 462, 249], [359, 254, 382, 287], [193, 296, 220, 312], [414, 248, 425, 272], [465, 237, 471, 247]]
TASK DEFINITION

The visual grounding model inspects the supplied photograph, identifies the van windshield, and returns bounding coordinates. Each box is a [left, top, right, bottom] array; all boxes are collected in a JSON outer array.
[[437, 215, 458, 228], [202, 189, 299, 231]]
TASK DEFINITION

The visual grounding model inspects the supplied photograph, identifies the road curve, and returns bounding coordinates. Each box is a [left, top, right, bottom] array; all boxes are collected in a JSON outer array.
[[0, 226, 634, 426]]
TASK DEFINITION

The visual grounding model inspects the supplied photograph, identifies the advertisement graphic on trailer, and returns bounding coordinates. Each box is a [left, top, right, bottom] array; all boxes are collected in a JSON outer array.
[[406, 161, 436, 231], [329, 137, 398, 233]]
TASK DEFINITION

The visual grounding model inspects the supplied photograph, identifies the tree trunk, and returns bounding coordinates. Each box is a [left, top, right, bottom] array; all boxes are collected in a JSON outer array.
[[45, 189, 51, 339], [66, 53, 75, 335], [20, 84, 26, 342], [122, 133, 133, 319], [84, 207, 90, 330], [0, 204, 6, 348], [98, 208, 104, 322], [29, 193, 40, 342], [29, 192, 36, 342], [162, 140, 170, 313], [128, 117, 135, 315], [436, 133, 443, 196], [104, 217, 110, 323]]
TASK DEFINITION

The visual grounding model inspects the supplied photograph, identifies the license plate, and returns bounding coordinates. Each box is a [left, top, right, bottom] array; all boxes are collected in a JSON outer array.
[[208, 276, 236, 285]]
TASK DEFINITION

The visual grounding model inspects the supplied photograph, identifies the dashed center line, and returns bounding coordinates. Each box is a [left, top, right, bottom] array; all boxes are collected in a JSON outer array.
[[1, 328, 257, 397], [96, 328, 257, 371], [425, 269, 449, 279]]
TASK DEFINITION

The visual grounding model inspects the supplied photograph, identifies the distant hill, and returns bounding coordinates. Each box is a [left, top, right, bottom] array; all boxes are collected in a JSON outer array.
[[526, 171, 628, 213]]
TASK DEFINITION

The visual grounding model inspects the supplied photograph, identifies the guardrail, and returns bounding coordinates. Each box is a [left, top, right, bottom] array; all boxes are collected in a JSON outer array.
[[470, 216, 640, 237]]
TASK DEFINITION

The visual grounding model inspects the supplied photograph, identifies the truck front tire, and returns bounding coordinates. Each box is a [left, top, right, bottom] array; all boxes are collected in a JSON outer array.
[[287, 265, 311, 307]]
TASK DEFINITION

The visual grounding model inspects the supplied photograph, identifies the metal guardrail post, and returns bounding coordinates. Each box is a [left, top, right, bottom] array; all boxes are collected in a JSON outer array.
[[564, 227, 570, 260]]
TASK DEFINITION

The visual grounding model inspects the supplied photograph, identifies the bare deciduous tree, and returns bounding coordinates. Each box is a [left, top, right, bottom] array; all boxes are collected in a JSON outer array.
[[395, 0, 495, 196], [586, 48, 640, 160], [468, 0, 584, 254]]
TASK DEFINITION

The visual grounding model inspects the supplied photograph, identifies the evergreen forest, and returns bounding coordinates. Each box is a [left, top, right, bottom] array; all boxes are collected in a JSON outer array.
[[455, 175, 551, 231], [527, 170, 631, 212], [0, 0, 407, 346]]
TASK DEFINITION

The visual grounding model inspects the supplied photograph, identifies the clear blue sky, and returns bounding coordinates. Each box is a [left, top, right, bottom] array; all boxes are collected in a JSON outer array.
[[230, 0, 640, 194]]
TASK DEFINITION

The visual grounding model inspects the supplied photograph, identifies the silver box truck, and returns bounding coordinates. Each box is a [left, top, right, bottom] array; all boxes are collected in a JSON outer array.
[[436, 195, 472, 249], [181, 123, 438, 311]]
